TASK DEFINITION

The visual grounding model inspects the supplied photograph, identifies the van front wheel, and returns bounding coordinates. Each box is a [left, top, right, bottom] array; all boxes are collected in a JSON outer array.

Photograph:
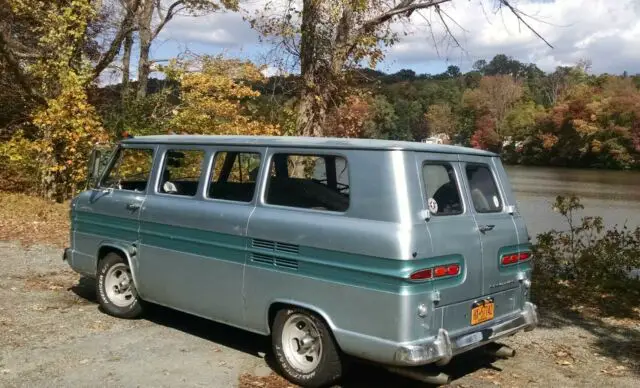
[[96, 253, 143, 319], [272, 308, 342, 388]]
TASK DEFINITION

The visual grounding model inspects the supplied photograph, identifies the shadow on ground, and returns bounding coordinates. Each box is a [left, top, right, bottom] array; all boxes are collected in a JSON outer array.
[[533, 281, 640, 372], [69, 276, 639, 386], [538, 308, 640, 373], [69, 276, 502, 386]]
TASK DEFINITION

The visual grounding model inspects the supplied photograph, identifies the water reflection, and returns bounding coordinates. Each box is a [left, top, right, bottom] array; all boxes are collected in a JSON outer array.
[[505, 166, 640, 237]]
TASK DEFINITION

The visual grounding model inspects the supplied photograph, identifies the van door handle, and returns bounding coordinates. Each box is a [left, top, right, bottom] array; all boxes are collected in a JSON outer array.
[[126, 203, 141, 211], [479, 224, 495, 233]]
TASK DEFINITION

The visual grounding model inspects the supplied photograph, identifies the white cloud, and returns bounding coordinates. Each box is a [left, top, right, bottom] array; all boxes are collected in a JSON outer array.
[[158, 0, 640, 74]]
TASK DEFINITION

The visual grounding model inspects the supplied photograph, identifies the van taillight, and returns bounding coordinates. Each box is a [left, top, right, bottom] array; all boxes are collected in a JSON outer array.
[[501, 252, 532, 266], [518, 252, 532, 262], [445, 264, 460, 276], [410, 268, 432, 280], [409, 264, 460, 282]]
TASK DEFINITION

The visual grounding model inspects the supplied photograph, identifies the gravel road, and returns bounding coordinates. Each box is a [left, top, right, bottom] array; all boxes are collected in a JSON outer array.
[[0, 241, 638, 387]]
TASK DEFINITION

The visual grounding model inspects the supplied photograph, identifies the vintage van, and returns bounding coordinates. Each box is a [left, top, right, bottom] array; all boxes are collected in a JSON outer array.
[[64, 135, 537, 387]]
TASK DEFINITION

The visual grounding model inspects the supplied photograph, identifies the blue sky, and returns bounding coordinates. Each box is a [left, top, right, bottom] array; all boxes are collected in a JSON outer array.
[[101, 0, 640, 83]]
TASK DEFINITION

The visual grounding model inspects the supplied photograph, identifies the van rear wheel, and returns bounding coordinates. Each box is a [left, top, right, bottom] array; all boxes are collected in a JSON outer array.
[[96, 253, 143, 319], [272, 308, 343, 388]]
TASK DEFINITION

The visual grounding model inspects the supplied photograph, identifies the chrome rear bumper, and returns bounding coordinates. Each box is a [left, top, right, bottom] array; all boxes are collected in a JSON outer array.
[[393, 302, 538, 366]]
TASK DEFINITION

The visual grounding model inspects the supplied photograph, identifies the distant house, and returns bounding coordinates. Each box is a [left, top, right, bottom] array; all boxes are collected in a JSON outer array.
[[421, 133, 451, 145], [502, 136, 528, 152]]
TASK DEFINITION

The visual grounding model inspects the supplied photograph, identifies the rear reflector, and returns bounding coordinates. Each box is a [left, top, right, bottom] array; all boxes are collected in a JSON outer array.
[[409, 268, 432, 281]]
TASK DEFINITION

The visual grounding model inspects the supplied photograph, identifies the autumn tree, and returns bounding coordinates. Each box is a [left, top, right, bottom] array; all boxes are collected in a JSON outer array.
[[464, 75, 524, 148], [0, 0, 108, 201], [163, 54, 280, 136], [130, 1, 238, 99], [541, 76, 640, 168], [251, 0, 550, 137], [425, 103, 456, 138]]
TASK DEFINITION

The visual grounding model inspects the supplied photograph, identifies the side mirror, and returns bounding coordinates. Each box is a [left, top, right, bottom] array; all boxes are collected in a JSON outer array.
[[506, 205, 516, 215]]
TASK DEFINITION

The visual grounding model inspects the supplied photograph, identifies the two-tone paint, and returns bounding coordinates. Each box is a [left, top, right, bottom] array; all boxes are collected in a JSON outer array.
[[65, 135, 537, 367]]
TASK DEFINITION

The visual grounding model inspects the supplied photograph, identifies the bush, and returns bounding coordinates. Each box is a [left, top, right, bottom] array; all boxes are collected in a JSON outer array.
[[534, 195, 640, 294]]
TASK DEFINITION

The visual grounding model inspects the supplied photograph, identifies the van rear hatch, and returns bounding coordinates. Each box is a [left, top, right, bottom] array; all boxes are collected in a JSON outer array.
[[416, 152, 529, 329]]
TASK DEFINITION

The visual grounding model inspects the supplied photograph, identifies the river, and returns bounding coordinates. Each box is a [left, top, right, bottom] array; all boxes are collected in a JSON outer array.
[[505, 166, 640, 238]]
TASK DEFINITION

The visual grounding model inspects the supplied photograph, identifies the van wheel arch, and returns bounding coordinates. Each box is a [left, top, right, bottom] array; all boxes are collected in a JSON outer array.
[[268, 302, 336, 336], [96, 245, 142, 296]]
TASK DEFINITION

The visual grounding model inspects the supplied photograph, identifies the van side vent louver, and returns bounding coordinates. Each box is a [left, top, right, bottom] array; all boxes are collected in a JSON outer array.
[[275, 242, 299, 254], [252, 239, 276, 250], [251, 253, 274, 266], [274, 257, 299, 270]]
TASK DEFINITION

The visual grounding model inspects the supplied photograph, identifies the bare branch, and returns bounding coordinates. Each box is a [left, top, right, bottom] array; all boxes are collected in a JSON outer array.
[[152, 0, 185, 40], [498, 0, 553, 49], [0, 29, 44, 104], [435, 5, 461, 48], [360, 0, 452, 32], [92, 0, 141, 80]]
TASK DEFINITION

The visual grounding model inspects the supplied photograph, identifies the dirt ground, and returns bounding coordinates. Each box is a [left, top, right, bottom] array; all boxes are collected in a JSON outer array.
[[0, 241, 638, 388]]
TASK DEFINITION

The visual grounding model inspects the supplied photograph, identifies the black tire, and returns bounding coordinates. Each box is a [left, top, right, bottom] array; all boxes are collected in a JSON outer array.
[[96, 252, 144, 319], [272, 307, 343, 388]]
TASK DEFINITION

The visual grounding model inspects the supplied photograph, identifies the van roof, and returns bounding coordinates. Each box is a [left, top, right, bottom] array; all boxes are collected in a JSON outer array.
[[122, 135, 497, 157]]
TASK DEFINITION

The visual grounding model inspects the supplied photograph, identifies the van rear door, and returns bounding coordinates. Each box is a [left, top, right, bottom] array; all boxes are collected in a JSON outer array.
[[459, 155, 524, 299], [416, 153, 483, 306]]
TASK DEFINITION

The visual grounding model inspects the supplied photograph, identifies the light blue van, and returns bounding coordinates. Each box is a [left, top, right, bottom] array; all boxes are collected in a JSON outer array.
[[64, 135, 537, 387]]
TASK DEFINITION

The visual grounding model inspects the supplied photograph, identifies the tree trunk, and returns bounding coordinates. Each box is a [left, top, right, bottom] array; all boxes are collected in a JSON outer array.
[[296, 84, 328, 137], [121, 29, 133, 100], [296, 0, 326, 137], [295, 1, 353, 137], [136, 0, 154, 100]]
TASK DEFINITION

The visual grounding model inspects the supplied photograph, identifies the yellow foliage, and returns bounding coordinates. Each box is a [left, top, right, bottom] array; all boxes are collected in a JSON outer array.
[[31, 72, 107, 199], [164, 55, 280, 136], [2, 1, 106, 201]]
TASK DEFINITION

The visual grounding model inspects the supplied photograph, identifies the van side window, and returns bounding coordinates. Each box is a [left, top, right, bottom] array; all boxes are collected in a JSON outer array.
[[208, 152, 261, 202], [466, 164, 502, 213], [422, 164, 463, 216], [158, 149, 205, 196], [101, 148, 154, 192], [266, 154, 350, 212]]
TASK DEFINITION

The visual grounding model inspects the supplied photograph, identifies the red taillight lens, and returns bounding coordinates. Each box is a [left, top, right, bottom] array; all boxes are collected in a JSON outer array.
[[434, 266, 447, 277], [409, 268, 432, 281], [518, 252, 532, 262], [501, 254, 518, 265], [409, 264, 461, 281], [446, 264, 460, 276], [501, 252, 531, 265]]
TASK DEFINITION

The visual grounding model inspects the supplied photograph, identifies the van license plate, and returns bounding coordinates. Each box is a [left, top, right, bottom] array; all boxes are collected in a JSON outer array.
[[471, 299, 495, 325]]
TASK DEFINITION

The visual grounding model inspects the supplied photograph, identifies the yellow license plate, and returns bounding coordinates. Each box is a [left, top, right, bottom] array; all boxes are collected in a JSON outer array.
[[471, 299, 495, 325]]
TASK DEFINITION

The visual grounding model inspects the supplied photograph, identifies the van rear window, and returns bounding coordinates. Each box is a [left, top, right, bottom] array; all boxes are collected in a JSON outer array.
[[466, 164, 503, 213], [422, 163, 463, 216], [266, 154, 349, 212]]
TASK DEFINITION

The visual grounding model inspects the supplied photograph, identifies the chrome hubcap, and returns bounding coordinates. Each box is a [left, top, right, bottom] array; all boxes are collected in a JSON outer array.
[[104, 263, 135, 308], [281, 314, 322, 373]]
